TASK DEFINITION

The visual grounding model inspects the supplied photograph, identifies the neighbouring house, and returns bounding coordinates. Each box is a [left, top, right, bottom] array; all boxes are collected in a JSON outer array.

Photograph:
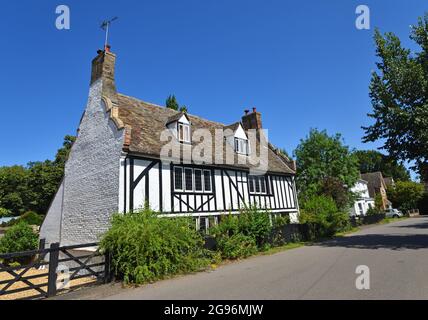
[[349, 178, 375, 217], [360, 172, 392, 211], [40, 47, 299, 247], [383, 177, 395, 190]]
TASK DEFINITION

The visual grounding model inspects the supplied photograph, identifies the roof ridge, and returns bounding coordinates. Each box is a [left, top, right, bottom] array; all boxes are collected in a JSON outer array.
[[117, 92, 228, 127]]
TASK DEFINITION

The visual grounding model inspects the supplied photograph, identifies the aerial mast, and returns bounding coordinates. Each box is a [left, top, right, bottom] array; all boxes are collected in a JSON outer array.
[[100, 17, 118, 49]]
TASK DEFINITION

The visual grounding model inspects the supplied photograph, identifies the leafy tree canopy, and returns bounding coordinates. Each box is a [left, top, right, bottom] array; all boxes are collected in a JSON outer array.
[[363, 14, 428, 183], [388, 181, 425, 212], [166, 95, 189, 113], [294, 129, 360, 206], [0, 135, 75, 216], [354, 150, 410, 181], [166, 95, 179, 111]]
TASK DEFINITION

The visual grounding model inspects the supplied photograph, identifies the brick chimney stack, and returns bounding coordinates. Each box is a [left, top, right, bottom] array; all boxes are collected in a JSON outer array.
[[242, 107, 262, 130], [90, 45, 117, 101]]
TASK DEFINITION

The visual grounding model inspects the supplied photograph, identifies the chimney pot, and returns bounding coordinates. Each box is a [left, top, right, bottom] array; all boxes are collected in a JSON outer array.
[[242, 108, 262, 130], [105, 45, 111, 53]]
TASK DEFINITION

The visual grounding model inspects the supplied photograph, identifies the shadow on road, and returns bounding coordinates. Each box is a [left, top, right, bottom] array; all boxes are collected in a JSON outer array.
[[392, 222, 428, 229], [315, 234, 428, 251]]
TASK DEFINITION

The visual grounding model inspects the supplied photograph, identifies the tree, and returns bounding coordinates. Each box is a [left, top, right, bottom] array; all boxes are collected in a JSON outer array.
[[320, 177, 353, 211], [0, 166, 29, 215], [0, 135, 75, 216], [26, 161, 64, 214], [166, 95, 179, 111], [166, 95, 189, 113], [354, 150, 410, 181], [363, 15, 428, 185], [54, 135, 76, 166], [294, 129, 360, 207], [388, 181, 425, 212]]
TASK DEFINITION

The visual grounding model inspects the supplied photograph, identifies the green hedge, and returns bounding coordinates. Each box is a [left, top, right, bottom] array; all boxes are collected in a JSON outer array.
[[299, 195, 350, 238], [0, 221, 39, 264], [210, 206, 279, 259], [100, 209, 212, 284]]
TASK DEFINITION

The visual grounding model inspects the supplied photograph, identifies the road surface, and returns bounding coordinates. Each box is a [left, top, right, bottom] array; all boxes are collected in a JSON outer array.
[[64, 217, 428, 300]]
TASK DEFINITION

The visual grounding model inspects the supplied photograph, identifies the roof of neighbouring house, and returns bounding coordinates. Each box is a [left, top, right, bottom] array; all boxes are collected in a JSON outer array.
[[361, 172, 386, 197], [383, 177, 395, 189], [114, 93, 296, 175]]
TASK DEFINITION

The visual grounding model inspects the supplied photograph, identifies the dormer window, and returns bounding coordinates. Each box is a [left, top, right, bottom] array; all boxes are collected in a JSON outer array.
[[178, 123, 191, 143], [235, 138, 248, 155], [166, 113, 191, 144]]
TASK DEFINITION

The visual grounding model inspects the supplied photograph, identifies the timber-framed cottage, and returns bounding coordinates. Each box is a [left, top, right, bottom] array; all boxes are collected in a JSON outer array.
[[41, 47, 299, 246]]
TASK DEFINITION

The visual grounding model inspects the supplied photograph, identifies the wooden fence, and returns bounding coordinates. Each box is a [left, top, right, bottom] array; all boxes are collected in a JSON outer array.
[[0, 242, 111, 300]]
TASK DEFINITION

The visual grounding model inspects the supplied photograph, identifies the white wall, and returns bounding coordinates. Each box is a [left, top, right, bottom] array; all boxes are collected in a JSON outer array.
[[40, 180, 64, 246], [50, 80, 125, 246], [350, 180, 375, 216]]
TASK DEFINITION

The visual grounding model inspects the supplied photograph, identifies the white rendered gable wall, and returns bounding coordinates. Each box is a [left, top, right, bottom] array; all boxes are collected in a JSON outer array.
[[40, 79, 125, 246]]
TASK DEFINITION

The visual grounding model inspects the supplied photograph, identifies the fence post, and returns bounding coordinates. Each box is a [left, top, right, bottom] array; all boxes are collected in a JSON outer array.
[[39, 238, 46, 250], [47, 243, 60, 297], [104, 251, 113, 284]]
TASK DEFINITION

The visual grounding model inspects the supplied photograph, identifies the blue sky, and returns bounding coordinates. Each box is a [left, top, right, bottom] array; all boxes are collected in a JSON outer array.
[[0, 1, 426, 178]]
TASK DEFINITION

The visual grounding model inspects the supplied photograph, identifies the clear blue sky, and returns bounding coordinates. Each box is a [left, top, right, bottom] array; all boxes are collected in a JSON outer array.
[[0, 1, 426, 177]]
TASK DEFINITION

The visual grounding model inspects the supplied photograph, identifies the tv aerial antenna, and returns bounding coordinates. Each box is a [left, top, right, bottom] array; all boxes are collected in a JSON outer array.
[[100, 17, 118, 49]]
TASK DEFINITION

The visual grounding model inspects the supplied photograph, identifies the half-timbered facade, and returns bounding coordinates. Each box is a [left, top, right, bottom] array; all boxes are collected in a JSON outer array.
[[41, 47, 299, 246]]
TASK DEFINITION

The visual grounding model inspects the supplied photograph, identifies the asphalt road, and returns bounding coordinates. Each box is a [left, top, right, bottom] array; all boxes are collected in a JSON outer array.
[[65, 217, 428, 300]]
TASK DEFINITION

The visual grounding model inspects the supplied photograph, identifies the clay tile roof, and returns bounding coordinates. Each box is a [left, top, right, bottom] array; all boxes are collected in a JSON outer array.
[[361, 172, 385, 197], [224, 122, 241, 133], [166, 112, 187, 125], [115, 93, 295, 175]]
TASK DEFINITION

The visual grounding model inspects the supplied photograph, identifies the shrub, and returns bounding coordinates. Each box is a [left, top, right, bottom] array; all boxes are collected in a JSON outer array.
[[366, 206, 382, 216], [216, 234, 258, 259], [0, 221, 39, 264], [211, 207, 273, 258], [99, 209, 211, 285], [237, 206, 272, 247], [374, 194, 384, 210], [272, 214, 290, 229], [21, 211, 45, 226], [0, 208, 12, 218], [2, 211, 45, 227], [299, 195, 350, 238]]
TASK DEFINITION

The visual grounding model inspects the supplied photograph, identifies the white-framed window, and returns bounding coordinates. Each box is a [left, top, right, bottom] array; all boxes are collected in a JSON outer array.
[[178, 123, 191, 143], [174, 167, 213, 193], [249, 175, 268, 195], [234, 138, 248, 155]]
